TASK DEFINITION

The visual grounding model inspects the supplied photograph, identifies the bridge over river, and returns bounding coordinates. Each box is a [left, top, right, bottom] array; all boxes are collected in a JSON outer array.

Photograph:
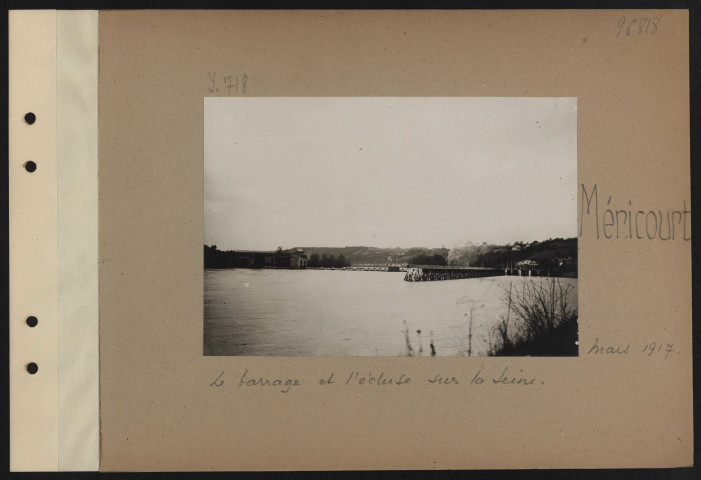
[[404, 265, 505, 282]]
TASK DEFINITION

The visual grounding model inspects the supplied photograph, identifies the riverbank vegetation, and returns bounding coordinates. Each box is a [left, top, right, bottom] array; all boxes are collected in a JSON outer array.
[[407, 253, 447, 266], [485, 278, 578, 356], [204, 244, 238, 268], [303, 246, 450, 266], [307, 253, 350, 268], [448, 238, 577, 277], [302, 238, 576, 276], [206, 238, 576, 276]]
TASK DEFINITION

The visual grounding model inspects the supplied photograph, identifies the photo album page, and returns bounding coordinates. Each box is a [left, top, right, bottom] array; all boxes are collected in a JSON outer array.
[[8, 9, 692, 471]]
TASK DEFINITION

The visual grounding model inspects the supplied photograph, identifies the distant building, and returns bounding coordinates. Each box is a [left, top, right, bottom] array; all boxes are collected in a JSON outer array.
[[290, 248, 308, 268], [515, 259, 538, 270], [557, 257, 576, 269]]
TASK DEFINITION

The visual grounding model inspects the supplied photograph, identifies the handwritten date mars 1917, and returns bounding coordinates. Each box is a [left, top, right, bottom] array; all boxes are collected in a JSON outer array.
[[588, 337, 678, 360]]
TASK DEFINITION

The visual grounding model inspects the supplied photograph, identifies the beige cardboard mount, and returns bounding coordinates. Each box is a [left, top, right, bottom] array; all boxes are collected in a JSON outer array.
[[9, 9, 692, 471]]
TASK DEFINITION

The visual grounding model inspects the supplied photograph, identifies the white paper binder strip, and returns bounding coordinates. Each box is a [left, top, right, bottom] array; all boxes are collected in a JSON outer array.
[[57, 10, 99, 472], [9, 10, 99, 471]]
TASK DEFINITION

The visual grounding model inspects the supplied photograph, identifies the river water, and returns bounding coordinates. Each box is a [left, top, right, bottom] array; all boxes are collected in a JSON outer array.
[[204, 269, 577, 356]]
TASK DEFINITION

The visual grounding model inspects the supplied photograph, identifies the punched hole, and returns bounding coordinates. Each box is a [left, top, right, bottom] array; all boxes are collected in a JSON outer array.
[[26, 363, 38, 375], [24, 112, 36, 125], [24, 161, 37, 173], [26, 316, 38, 327]]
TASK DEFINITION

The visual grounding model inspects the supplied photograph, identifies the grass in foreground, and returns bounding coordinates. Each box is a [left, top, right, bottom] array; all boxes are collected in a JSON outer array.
[[487, 277, 578, 357], [490, 313, 578, 356]]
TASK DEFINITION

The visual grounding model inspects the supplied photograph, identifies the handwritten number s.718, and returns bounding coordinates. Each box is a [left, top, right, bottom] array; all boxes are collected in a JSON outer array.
[[207, 72, 248, 95]]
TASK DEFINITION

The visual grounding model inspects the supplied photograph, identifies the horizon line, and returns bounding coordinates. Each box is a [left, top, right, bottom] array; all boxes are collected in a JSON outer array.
[[205, 236, 577, 251]]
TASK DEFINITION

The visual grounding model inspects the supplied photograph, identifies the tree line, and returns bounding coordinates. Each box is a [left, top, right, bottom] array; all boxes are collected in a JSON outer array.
[[470, 238, 577, 274], [407, 253, 448, 266], [204, 244, 238, 268], [307, 253, 350, 268]]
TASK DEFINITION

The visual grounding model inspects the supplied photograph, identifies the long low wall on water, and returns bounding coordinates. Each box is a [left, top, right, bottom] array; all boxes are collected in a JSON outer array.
[[404, 265, 504, 282]]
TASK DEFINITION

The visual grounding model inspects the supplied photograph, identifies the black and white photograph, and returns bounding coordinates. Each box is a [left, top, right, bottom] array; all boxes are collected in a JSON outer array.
[[204, 97, 578, 357]]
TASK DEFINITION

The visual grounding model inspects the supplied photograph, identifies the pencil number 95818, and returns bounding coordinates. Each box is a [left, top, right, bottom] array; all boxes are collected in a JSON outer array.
[[616, 15, 661, 38]]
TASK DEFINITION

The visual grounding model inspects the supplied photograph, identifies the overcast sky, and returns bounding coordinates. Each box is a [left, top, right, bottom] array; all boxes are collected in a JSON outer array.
[[205, 97, 576, 251]]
